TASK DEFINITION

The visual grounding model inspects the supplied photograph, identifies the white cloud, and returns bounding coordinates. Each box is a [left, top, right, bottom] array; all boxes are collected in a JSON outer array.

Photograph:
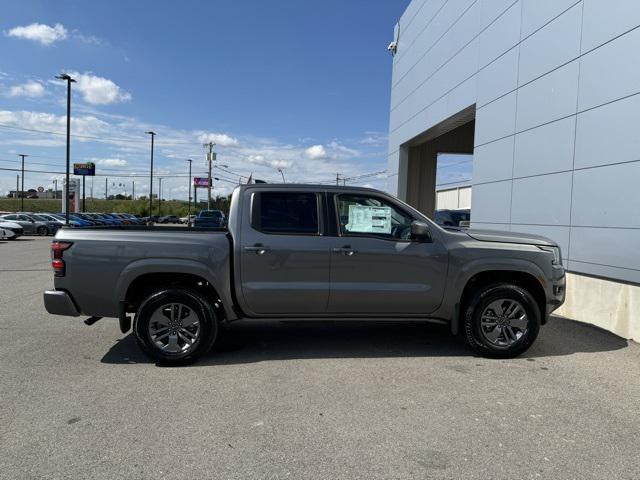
[[67, 72, 132, 105], [327, 140, 360, 158], [95, 158, 128, 166], [198, 132, 240, 147], [6, 23, 68, 46], [304, 144, 328, 160], [8, 80, 45, 98], [0, 110, 109, 140], [247, 154, 291, 169]]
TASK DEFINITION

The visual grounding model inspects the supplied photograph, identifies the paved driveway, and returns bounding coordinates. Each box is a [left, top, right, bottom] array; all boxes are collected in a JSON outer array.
[[1, 237, 639, 479]]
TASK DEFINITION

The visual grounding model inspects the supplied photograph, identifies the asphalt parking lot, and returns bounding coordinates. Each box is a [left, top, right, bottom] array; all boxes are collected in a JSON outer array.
[[1, 237, 639, 480]]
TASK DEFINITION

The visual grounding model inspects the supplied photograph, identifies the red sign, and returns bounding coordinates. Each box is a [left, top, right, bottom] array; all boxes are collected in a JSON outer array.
[[193, 177, 211, 187]]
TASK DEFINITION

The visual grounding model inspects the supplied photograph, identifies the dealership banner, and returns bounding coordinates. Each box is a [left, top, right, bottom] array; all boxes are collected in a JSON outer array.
[[193, 177, 211, 187], [73, 162, 96, 176]]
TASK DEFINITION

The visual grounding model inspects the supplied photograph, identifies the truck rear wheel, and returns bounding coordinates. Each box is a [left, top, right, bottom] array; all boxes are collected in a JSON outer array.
[[133, 289, 217, 366], [463, 283, 540, 358]]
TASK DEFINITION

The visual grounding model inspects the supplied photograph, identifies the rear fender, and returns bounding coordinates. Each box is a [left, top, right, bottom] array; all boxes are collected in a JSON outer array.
[[115, 258, 236, 320]]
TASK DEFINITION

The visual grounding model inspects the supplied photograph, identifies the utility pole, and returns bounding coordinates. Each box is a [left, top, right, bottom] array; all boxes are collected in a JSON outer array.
[[146, 131, 156, 216], [16, 175, 19, 199], [54, 179, 58, 199], [82, 175, 86, 212], [336, 173, 341, 185], [157, 177, 163, 216], [204, 141, 216, 210], [132, 181, 135, 200], [56, 73, 76, 225], [105, 177, 108, 200], [186, 159, 192, 225], [18, 154, 28, 211]]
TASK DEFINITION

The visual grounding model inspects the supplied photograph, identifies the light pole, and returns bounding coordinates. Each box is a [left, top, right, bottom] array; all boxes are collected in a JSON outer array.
[[204, 142, 216, 210], [186, 159, 192, 225], [18, 154, 28, 211], [56, 73, 76, 225], [277, 168, 286, 183], [146, 131, 156, 216]]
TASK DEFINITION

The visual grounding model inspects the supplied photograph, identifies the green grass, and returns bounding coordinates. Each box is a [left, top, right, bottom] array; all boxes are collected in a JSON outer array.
[[0, 198, 230, 216]]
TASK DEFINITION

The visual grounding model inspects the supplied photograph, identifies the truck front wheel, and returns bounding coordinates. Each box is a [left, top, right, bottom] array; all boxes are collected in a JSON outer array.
[[463, 283, 540, 358], [134, 289, 217, 366]]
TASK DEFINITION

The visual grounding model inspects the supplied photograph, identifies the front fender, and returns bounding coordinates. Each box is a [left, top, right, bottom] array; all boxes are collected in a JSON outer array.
[[436, 257, 547, 334]]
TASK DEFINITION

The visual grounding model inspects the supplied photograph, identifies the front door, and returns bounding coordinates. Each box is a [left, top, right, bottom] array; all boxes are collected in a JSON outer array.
[[239, 190, 331, 315], [328, 193, 448, 314]]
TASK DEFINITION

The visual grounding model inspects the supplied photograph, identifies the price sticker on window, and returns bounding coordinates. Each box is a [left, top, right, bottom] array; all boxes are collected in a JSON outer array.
[[347, 205, 392, 234]]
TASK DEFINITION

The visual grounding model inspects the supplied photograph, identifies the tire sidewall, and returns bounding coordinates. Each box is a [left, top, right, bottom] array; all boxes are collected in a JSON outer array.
[[134, 289, 217, 366], [464, 284, 540, 358], [37, 226, 48, 236]]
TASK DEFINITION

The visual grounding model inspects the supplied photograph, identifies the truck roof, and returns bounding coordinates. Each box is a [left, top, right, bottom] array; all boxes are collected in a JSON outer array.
[[236, 183, 384, 193]]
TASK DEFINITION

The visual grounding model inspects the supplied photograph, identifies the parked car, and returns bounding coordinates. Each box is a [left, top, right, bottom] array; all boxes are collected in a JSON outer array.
[[0, 226, 17, 240], [141, 215, 160, 223], [0, 220, 23, 239], [44, 184, 565, 366], [179, 215, 196, 224], [435, 209, 471, 228], [116, 213, 143, 225], [1, 214, 52, 235], [35, 213, 81, 227], [157, 215, 180, 224], [25, 214, 63, 233], [194, 209, 225, 228]]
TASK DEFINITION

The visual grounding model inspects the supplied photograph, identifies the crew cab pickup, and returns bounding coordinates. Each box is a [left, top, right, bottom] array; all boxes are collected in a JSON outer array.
[[44, 184, 565, 365]]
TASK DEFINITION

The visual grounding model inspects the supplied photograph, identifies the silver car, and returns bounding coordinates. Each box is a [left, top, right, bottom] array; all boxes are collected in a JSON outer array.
[[0, 214, 52, 236]]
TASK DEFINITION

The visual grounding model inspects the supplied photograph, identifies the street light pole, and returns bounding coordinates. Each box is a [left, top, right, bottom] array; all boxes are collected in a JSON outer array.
[[204, 142, 216, 210], [146, 131, 156, 217], [186, 159, 192, 225], [18, 154, 28, 211], [277, 168, 286, 183], [56, 73, 76, 225]]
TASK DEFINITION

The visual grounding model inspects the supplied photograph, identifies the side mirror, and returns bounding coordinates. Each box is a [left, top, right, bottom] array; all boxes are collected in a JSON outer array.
[[410, 221, 432, 242]]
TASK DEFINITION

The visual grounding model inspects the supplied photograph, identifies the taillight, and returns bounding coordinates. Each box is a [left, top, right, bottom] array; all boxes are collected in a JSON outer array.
[[51, 241, 73, 277]]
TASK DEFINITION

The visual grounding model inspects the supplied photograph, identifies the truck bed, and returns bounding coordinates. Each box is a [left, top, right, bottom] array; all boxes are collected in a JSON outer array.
[[52, 227, 232, 318]]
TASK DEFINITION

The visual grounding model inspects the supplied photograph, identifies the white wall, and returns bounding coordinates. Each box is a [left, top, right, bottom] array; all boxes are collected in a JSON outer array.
[[436, 186, 472, 210], [388, 0, 640, 287]]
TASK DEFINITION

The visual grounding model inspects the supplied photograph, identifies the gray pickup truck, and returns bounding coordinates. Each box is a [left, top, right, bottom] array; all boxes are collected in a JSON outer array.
[[44, 184, 565, 365]]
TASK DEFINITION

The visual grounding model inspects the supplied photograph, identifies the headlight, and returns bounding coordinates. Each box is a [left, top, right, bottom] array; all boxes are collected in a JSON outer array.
[[538, 245, 561, 265]]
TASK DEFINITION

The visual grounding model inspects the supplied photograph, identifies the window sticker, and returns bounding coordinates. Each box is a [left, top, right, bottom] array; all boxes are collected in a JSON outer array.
[[346, 205, 392, 234]]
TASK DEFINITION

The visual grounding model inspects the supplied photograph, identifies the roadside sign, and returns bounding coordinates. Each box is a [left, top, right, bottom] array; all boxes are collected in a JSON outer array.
[[73, 162, 96, 176], [194, 177, 211, 187], [37, 186, 44, 193]]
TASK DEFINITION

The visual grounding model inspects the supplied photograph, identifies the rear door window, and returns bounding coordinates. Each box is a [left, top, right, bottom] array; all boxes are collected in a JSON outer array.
[[253, 192, 319, 234]]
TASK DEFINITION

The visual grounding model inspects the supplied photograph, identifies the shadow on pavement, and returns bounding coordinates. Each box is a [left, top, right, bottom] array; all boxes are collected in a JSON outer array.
[[101, 315, 629, 366]]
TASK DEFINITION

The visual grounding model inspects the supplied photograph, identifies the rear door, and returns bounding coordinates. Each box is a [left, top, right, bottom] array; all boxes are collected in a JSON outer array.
[[327, 193, 448, 314], [238, 189, 331, 315]]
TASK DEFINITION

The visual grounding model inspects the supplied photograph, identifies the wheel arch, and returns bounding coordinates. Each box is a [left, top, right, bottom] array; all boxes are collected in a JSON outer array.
[[117, 259, 232, 321], [459, 270, 546, 326]]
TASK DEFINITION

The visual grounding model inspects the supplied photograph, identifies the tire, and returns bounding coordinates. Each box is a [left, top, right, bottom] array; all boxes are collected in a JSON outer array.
[[37, 226, 48, 236], [133, 289, 217, 366], [463, 283, 540, 358]]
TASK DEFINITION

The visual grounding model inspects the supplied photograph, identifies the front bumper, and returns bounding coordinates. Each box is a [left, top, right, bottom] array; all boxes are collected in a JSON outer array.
[[546, 265, 566, 317], [43, 290, 80, 317]]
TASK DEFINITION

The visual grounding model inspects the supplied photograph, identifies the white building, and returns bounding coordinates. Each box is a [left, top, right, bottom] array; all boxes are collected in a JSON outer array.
[[387, 0, 640, 341]]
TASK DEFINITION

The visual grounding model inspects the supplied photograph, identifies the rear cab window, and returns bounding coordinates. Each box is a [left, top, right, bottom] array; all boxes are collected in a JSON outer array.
[[252, 191, 320, 235]]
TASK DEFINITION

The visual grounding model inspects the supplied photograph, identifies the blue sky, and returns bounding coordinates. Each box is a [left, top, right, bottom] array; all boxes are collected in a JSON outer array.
[[0, 0, 469, 200]]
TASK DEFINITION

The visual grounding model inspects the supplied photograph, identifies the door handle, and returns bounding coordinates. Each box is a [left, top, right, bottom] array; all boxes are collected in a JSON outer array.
[[244, 245, 268, 255], [332, 246, 356, 256]]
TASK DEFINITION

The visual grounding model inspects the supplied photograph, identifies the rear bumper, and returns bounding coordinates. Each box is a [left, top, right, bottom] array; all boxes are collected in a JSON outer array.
[[43, 290, 80, 317]]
